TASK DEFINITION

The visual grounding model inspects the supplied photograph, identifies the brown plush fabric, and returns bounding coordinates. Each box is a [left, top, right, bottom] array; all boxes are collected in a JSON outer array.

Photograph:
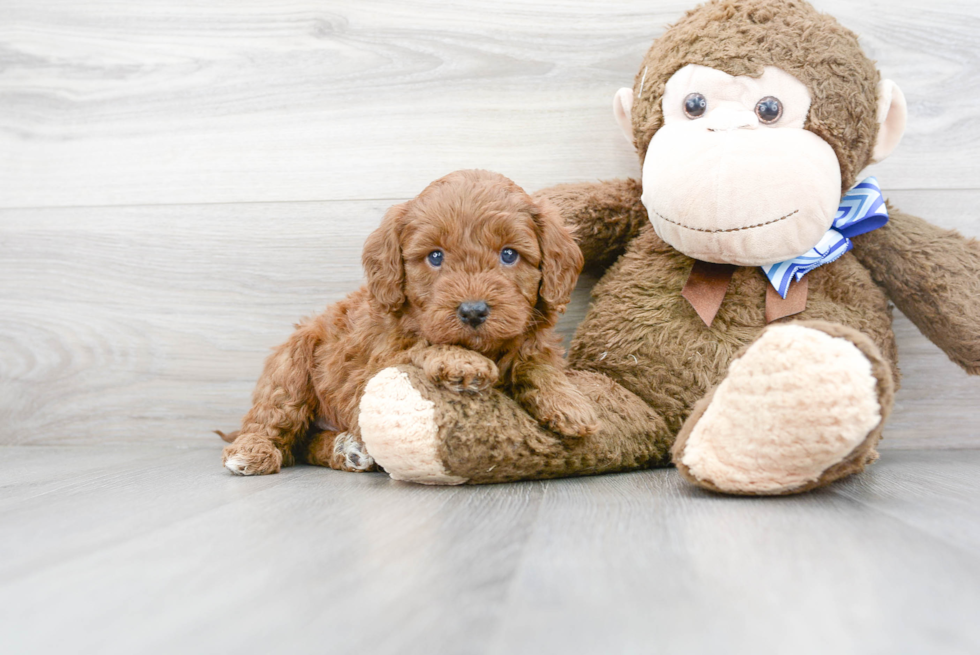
[[853, 205, 980, 375], [629, 0, 880, 194], [567, 226, 900, 435], [534, 178, 648, 275], [359, 0, 979, 495], [385, 365, 672, 484]]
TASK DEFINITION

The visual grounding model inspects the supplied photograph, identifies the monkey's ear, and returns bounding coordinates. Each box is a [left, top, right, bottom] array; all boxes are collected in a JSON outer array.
[[534, 198, 584, 315], [872, 80, 907, 163], [362, 202, 408, 312], [613, 87, 635, 150]]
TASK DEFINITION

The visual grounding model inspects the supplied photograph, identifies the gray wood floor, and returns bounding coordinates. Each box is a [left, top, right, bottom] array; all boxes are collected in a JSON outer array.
[[1, 446, 979, 655]]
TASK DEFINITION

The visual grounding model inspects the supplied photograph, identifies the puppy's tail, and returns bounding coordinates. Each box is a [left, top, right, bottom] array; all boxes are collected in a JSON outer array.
[[215, 429, 239, 443]]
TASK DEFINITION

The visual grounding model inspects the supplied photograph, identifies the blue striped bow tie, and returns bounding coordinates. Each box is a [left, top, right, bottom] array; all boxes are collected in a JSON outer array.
[[762, 177, 889, 298]]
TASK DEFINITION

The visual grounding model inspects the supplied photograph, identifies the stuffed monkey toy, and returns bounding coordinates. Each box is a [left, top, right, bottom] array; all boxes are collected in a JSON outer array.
[[357, 0, 980, 495]]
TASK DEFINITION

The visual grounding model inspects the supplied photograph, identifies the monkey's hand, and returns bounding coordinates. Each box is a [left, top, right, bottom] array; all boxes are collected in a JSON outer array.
[[853, 206, 980, 375], [534, 178, 647, 273]]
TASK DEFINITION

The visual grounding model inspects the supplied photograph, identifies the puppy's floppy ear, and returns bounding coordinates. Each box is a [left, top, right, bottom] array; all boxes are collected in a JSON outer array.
[[533, 198, 583, 314], [362, 202, 409, 312]]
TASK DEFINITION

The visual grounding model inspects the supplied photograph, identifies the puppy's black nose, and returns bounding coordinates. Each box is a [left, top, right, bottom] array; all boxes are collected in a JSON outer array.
[[457, 301, 490, 328]]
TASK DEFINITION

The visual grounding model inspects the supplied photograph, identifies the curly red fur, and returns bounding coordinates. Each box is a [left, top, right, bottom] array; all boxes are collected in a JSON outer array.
[[222, 170, 596, 475]]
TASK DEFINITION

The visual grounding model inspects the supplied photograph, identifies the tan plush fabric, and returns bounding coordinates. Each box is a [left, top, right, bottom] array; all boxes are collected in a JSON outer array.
[[677, 324, 881, 493], [360, 368, 466, 485], [673, 320, 896, 495], [629, 0, 880, 195], [642, 65, 843, 265]]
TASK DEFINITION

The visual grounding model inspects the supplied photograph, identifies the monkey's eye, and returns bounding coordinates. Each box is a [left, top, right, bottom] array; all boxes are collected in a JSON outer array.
[[755, 96, 783, 124], [426, 250, 444, 267], [683, 93, 707, 119], [500, 247, 519, 266]]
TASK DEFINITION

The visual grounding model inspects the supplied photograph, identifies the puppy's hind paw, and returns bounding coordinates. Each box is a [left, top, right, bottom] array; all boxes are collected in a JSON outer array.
[[222, 435, 283, 476], [333, 433, 377, 472], [528, 395, 600, 439]]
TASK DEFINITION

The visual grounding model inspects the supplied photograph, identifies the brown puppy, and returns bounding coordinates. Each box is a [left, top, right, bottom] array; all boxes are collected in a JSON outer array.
[[222, 169, 597, 475]]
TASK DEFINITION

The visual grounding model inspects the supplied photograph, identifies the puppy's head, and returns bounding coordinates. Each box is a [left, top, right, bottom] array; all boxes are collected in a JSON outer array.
[[362, 169, 583, 352]]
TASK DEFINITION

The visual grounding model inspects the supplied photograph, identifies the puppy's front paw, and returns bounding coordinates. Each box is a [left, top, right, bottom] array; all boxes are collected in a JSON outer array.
[[222, 434, 283, 476], [424, 351, 499, 394], [524, 392, 600, 439]]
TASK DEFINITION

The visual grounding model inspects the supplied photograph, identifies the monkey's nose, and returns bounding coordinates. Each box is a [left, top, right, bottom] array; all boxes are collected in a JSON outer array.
[[457, 301, 490, 328], [705, 106, 759, 132]]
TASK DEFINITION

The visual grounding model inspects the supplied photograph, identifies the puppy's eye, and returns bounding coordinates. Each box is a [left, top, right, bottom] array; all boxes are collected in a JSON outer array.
[[426, 250, 444, 267], [755, 96, 782, 124], [683, 93, 707, 119], [500, 247, 519, 266]]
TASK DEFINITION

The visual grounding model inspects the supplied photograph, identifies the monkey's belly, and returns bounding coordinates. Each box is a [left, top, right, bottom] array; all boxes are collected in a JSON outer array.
[[567, 230, 897, 434]]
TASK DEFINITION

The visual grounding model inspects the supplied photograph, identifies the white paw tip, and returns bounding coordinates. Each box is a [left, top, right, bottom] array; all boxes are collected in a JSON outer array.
[[334, 432, 376, 472], [224, 456, 248, 476]]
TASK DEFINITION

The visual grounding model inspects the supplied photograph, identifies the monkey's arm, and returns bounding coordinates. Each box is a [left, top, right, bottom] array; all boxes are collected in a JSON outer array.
[[534, 178, 647, 273], [851, 205, 980, 375]]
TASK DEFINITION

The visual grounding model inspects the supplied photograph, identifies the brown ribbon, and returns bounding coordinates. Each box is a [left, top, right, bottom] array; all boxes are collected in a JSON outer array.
[[681, 260, 808, 327], [765, 275, 808, 323], [681, 261, 736, 327]]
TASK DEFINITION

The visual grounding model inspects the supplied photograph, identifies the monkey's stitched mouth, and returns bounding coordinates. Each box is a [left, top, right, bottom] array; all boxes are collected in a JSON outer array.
[[652, 208, 800, 233]]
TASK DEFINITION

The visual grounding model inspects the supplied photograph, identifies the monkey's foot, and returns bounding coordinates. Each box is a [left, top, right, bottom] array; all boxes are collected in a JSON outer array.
[[359, 367, 468, 485], [672, 321, 893, 495]]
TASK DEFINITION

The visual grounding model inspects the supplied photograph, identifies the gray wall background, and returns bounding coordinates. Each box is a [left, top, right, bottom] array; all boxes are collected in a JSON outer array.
[[1, 0, 978, 448]]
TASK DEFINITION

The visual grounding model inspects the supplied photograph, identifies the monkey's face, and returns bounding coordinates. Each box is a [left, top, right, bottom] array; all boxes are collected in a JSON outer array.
[[639, 65, 842, 266]]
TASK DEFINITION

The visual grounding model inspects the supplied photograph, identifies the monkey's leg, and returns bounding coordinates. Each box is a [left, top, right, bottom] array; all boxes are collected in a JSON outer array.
[[223, 325, 320, 476], [671, 320, 895, 496], [358, 366, 672, 485], [304, 429, 377, 473]]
